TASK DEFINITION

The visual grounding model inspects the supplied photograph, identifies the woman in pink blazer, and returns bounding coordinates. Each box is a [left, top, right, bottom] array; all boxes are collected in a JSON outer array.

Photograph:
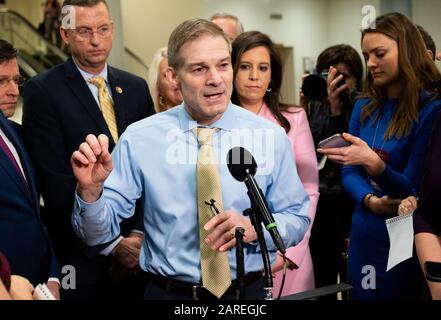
[[232, 31, 319, 295]]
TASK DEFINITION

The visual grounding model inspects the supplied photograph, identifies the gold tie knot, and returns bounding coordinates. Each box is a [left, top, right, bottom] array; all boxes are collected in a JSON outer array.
[[195, 128, 216, 146], [88, 76, 106, 89]]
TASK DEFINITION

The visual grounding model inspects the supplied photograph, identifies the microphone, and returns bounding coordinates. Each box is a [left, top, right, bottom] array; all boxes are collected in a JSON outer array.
[[227, 147, 286, 254]]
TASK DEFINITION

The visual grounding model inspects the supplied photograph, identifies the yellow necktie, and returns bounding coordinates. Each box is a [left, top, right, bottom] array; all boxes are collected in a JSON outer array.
[[194, 127, 232, 299], [88, 76, 119, 143]]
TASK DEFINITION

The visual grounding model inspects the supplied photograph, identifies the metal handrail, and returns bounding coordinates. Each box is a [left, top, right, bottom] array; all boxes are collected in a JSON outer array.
[[0, 8, 67, 61], [124, 46, 149, 71]]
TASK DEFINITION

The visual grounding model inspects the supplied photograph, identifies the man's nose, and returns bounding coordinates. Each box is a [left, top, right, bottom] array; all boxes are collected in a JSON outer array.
[[90, 32, 101, 45], [6, 80, 19, 96], [207, 68, 222, 85]]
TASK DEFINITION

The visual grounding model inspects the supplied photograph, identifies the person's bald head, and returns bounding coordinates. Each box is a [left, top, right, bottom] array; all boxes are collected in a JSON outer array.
[[210, 12, 243, 42]]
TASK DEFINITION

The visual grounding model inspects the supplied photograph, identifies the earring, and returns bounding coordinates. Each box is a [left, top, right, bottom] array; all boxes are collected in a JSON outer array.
[[267, 87, 272, 92], [159, 95, 166, 107]]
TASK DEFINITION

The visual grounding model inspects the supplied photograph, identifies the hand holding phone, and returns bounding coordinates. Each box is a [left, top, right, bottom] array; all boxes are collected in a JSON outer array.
[[318, 133, 351, 149], [425, 261, 441, 282]]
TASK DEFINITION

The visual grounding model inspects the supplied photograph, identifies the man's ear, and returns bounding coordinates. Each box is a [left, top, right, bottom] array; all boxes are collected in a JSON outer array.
[[166, 67, 179, 84], [427, 49, 434, 61], [60, 28, 69, 45]]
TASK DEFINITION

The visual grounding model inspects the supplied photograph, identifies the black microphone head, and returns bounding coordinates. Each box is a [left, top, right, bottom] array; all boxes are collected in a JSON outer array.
[[227, 147, 257, 182]]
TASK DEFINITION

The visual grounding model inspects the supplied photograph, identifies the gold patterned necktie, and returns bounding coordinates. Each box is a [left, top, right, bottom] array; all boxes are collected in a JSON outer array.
[[88, 76, 119, 143], [194, 127, 232, 299]]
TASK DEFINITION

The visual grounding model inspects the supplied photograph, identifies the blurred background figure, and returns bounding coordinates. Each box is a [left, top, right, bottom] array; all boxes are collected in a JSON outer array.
[[232, 30, 319, 296], [210, 12, 244, 42], [147, 47, 182, 113], [41, 0, 61, 45], [416, 24, 437, 61], [305, 44, 363, 299]]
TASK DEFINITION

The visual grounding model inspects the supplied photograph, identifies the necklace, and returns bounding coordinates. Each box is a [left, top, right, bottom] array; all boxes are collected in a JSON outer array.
[[371, 113, 388, 162]]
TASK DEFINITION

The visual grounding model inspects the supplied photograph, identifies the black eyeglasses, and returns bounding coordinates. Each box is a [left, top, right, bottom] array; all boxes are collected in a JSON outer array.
[[0, 76, 26, 88]]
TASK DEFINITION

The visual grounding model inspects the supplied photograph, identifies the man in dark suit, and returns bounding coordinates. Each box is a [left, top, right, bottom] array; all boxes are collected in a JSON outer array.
[[22, 0, 155, 299], [0, 39, 60, 299]]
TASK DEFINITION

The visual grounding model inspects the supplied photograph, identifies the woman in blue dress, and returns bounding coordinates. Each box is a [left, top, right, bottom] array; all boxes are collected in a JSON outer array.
[[318, 12, 441, 299]]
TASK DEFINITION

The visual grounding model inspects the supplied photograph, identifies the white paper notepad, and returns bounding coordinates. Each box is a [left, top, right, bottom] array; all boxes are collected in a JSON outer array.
[[386, 213, 414, 272]]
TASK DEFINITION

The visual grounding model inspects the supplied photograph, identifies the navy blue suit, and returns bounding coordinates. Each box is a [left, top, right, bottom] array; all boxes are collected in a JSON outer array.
[[0, 113, 58, 286], [22, 58, 154, 299]]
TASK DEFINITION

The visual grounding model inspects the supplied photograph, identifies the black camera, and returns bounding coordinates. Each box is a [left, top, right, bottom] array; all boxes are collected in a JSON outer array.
[[301, 71, 346, 101]]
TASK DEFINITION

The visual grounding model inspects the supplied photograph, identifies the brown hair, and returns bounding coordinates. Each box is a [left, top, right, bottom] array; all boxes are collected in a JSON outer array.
[[0, 39, 17, 64], [361, 12, 441, 139], [231, 31, 293, 133], [168, 19, 230, 72]]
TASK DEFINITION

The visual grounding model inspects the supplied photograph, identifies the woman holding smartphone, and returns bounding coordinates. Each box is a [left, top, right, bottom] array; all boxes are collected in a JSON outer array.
[[232, 31, 319, 296], [319, 12, 441, 299]]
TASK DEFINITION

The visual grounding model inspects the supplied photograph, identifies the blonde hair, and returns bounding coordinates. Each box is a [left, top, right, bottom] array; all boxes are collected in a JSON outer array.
[[147, 47, 168, 113]]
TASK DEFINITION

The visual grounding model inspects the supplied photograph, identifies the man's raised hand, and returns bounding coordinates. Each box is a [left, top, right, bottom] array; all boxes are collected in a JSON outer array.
[[71, 134, 113, 203]]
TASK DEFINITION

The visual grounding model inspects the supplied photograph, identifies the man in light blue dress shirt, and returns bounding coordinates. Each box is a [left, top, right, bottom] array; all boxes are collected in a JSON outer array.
[[71, 18, 310, 300]]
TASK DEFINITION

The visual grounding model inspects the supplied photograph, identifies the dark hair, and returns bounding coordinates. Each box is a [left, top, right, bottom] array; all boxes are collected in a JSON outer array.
[[0, 39, 18, 64], [231, 31, 292, 133], [416, 24, 436, 61], [316, 44, 364, 92], [361, 12, 441, 139], [46, 0, 60, 8], [168, 19, 230, 72], [62, 0, 107, 8]]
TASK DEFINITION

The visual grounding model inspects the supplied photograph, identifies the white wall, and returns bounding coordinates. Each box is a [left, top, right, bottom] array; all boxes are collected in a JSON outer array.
[[326, 0, 380, 56], [121, 0, 202, 79], [204, 0, 328, 104]]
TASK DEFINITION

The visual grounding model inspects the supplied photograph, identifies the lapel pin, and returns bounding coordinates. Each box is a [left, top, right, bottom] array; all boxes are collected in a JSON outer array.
[[116, 87, 123, 94]]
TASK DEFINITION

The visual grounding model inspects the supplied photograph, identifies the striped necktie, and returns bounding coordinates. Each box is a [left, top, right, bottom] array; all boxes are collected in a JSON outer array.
[[0, 133, 30, 195], [194, 127, 232, 299], [88, 76, 119, 143]]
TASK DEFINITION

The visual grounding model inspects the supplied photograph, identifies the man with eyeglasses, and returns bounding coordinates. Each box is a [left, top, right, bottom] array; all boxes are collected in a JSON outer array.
[[0, 39, 61, 299], [22, 0, 155, 300]]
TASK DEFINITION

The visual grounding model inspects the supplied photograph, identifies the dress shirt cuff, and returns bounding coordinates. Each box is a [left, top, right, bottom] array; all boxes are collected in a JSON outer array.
[[48, 278, 60, 285], [130, 230, 144, 236], [75, 191, 105, 216], [100, 236, 123, 256]]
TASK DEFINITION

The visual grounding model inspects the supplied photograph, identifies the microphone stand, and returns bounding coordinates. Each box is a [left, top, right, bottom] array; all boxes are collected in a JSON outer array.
[[235, 227, 245, 300], [244, 208, 273, 300]]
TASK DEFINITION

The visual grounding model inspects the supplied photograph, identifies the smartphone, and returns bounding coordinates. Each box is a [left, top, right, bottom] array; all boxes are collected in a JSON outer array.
[[318, 133, 351, 149], [425, 261, 441, 282]]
